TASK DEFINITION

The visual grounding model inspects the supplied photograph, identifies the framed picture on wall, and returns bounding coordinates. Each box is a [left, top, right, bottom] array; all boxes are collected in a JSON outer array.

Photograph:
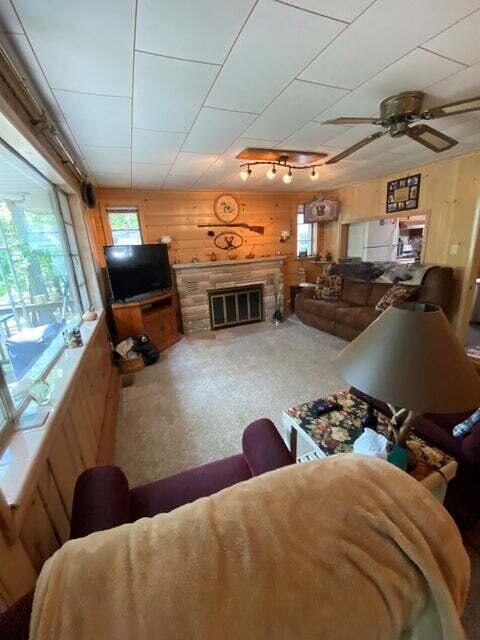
[[386, 173, 421, 213]]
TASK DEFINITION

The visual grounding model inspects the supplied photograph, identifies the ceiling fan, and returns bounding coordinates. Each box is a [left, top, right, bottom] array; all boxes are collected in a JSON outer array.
[[323, 91, 480, 164]]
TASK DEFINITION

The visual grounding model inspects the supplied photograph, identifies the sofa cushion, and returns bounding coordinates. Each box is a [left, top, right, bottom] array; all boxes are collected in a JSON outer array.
[[368, 283, 392, 307], [341, 279, 372, 306], [303, 297, 351, 320], [335, 305, 381, 331]]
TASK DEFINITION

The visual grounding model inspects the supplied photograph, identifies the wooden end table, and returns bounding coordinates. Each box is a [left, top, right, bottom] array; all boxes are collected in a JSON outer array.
[[282, 391, 457, 502]]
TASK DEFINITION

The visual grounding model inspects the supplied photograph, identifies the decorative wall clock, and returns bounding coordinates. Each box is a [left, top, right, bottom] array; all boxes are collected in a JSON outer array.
[[214, 194, 240, 223]]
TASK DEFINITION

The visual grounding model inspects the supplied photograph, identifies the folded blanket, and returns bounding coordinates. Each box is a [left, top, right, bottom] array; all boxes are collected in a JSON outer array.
[[30, 454, 469, 640]]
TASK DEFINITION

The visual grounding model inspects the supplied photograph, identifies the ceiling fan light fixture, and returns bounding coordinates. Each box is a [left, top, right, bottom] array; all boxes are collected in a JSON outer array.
[[240, 165, 252, 182], [266, 164, 277, 180], [282, 168, 293, 184], [310, 167, 319, 181]]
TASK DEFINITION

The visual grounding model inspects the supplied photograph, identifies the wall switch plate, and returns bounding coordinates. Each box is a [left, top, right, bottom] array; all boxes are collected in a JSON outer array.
[[449, 243, 460, 255]]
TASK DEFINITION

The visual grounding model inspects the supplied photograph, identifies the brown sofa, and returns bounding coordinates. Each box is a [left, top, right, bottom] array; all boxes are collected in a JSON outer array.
[[295, 266, 454, 340]]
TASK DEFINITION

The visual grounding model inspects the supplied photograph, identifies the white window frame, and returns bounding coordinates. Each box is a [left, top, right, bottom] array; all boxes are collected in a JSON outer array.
[[297, 209, 318, 258]]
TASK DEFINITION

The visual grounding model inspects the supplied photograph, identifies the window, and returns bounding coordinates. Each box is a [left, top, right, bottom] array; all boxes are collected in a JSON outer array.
[[107, 207, 142, 245], [0, 141, 88, 431], [297, 210, 317, 257]]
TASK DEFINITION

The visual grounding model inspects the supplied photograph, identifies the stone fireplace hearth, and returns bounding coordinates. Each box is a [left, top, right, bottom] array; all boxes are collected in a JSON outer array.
[[173, 256, 285, 334]]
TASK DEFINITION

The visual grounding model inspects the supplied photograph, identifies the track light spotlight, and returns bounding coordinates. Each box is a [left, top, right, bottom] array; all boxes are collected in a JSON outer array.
[[240, 165, 252, 182], [282, 168, 293, 184], [266, 164, 277, 180], [310, 167, 319, 181]]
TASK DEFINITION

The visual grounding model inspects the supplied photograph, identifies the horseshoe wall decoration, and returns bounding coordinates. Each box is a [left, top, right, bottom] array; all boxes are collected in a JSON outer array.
[[214, 232, 244, 251]]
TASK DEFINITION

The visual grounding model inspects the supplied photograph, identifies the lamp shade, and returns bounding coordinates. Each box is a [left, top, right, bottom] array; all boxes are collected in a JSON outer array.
[[335, 302, 480, 414]]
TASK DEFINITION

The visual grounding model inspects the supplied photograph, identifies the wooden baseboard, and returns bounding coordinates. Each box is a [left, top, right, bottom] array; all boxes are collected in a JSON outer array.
[[96, 367, 120, 466]]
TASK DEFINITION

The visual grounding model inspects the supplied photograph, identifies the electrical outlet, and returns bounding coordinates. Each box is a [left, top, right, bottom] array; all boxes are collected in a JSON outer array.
[[449, 243, 460, 255]]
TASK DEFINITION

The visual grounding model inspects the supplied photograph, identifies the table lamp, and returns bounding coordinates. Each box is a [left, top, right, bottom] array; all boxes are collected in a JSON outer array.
[[335, 302, 480, 452]]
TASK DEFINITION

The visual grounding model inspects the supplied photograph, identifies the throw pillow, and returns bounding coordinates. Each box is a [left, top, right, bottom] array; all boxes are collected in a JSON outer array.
[[375, 284, 412, 312], [313, 277, 325, 300], [452, 408, 480, 438], [321, 275, 343, 300]]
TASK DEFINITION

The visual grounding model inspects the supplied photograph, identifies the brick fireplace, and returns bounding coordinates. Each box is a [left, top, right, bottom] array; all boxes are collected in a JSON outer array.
[[173, 256, 285, 334]]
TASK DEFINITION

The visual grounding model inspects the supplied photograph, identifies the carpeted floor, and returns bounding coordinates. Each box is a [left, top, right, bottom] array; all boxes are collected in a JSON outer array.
[[115, 317, 479, 635]]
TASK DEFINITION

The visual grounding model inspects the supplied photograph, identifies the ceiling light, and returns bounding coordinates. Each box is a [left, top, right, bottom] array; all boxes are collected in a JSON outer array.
[[310, 167, 319, 181], [282, 168, 293, 184], [240, 165, 252, 182], [266, 164, 277, 180]]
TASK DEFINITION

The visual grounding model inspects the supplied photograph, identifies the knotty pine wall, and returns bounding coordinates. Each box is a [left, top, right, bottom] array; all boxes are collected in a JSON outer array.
[[89, 189, 328, 310], [0, 317, 118, 609], [322, 151, 480, 335]]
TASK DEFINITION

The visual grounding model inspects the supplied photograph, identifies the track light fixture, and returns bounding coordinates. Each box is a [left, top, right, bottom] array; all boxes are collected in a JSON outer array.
[[240, 165, 252, 182], [266, 164, 277, 180], [239, 158, 321, 185]]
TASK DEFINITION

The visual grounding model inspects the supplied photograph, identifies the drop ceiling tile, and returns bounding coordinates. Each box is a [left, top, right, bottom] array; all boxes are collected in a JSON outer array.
[[245, 80, 348, 140], [132, 163, 170, 188], [0, 1, 23, 33], [423, 10, 480, 65], [13, 0, 135, 96], [163, 174, 201, 188], [134, 52, 219, 132], [426, 60, 480, 105], [170, 152, 218, 176], [279, 122, 351, 149], [0, 32, 63, 120], [132, 129, 185, 164], [322, 123, 379, 149], [80, 146, 131, 174], [277, 0, 374, 22], [183, 108, 256, 154], [136, 0, 256, 64], [300, 0, 480, 89], [95, 172, 132, 188], [54, 90, 132, 147], [206, 0, 344, 113], [223, 136, 281, 159], [316, 48, 465, 122]]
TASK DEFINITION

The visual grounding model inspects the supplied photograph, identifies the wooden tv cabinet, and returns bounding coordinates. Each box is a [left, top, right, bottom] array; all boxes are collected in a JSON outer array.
[[111, 290, 181, 351]]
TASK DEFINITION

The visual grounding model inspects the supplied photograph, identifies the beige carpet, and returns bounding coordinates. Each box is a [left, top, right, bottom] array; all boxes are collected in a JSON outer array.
[[115, 317, 479, 636]]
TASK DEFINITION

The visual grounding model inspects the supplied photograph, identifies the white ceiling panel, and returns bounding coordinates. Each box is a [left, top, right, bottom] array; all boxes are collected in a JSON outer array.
[[95, 172, 132, 188], [13, 0, 135, 96], [316, 48, 465, 122], [322, 123, 379, 149], [222, 136, 281, 159], [134, 52, 219, 132], [277, 0, 374, 22], [0, 1, 23, 33], [300, 0, 480, 89], [426, 61, 480, 105], [279, 122, 351, 149], [183, 108, 256, 154], [206, 0, 344, 113], [245, 80, 348, 140], [132, 129, 185, 164], [136, 0, 256, 64], [80, 146, 131, 174], [163, 174, 202, 189], [133, 163, 170, 188], [423, 10, 480, 66], [170, 152, 218, 176], [54, 90, 132, 147]]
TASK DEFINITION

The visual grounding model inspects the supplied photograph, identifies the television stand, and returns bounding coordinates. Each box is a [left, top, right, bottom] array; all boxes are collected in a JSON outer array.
[[111, 290, 181, 351]]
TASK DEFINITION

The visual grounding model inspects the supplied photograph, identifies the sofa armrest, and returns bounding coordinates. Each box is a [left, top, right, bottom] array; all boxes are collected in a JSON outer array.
[[298, 287, 315, 300], [242, 418, 294, 476], [71, 466, 131, 539]]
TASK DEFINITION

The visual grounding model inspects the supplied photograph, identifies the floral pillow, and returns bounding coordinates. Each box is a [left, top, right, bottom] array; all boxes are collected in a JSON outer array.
[[313, 277, 325, 299], [321, 275, 343, 300], [375, 284, 412, 312]]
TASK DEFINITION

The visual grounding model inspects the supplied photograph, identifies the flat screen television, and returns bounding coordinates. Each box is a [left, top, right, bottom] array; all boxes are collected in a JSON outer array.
[[104, 244, 172, 302]]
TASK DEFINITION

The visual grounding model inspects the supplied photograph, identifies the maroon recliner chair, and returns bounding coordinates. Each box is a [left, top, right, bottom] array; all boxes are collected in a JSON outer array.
[[0, 418, 294, 639]]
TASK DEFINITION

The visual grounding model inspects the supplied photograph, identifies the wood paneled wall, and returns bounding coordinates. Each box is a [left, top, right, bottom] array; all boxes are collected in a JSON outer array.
[[91, 189, 327, 309], [322, 151, 480, 334], [0, 316, 118, 609]]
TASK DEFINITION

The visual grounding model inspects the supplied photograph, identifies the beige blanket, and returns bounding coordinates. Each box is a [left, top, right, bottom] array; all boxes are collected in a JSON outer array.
[[30, 454, 469, 640]]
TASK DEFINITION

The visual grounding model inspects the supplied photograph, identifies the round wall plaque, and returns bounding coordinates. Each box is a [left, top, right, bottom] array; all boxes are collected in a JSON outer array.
[[213, 194, 240, 223]]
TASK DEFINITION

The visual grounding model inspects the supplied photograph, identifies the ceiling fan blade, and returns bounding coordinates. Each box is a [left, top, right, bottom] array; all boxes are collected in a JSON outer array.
[[323, 117, 379, 125], [423, 95, 480, 119], [405, 124, 457, 152], [325, 131, 386, 164]]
